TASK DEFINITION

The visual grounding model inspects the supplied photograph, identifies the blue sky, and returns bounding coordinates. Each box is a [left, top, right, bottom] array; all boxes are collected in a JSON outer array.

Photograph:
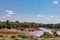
[[0, 0, 60, 23]]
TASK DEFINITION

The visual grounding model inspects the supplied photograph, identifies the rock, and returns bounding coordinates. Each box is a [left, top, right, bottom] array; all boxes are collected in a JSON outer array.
[[56, 31, 60, 36]]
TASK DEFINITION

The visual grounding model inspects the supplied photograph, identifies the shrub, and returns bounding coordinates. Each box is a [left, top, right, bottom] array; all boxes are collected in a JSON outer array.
[[40, 32, 54, 38], [29, 36, 38, 40], [18, 34, 28, 39], [11, 35, 17, 38], [0, 35, 3, 37], [52, 31, 57, 36]]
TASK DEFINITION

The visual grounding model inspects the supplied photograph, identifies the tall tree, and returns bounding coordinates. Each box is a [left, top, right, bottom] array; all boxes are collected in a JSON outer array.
[[6, 20, 10, 29]]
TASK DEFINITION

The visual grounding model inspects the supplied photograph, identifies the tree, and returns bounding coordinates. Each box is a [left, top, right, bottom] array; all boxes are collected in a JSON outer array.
[[6, 20, 10, 29], [15, 21, 20, 29]]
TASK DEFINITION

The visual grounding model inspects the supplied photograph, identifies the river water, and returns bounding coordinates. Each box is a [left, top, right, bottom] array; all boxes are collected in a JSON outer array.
[[26, 27, 53, 37], [26, 27, 60, 37]]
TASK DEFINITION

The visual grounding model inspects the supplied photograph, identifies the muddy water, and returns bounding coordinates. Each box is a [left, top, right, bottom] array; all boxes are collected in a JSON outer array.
[[26, 27, 53, 37]]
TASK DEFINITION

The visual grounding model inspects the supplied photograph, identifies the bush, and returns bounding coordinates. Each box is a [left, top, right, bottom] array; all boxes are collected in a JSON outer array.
[[0, 35, 3, 37], [32, 38, 38, 40], [11, 35, 17, 38], [52, 31, 57, 36], [28, 36, 38, 40], [18, 34, 28, 39], [40, 32, 54, 38]]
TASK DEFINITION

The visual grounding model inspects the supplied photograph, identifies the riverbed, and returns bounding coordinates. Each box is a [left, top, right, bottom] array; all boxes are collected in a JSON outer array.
[[26, 27, 60, 37]]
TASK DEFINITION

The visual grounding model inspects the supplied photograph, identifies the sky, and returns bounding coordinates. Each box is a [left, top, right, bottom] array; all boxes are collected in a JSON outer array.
[[0, 0, 60, 24]]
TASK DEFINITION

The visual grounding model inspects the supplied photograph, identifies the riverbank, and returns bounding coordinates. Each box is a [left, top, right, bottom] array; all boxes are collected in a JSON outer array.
[[0, 28, 38, 34], [0, 27, 60, 40]]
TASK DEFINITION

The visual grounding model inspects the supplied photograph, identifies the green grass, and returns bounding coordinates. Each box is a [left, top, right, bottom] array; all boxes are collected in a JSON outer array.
[[0, 34, 38, 40], [0, 33, 60, 40], [18, 34, 28, 39]]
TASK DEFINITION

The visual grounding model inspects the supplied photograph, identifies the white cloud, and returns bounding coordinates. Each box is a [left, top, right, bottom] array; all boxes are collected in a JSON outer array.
[[37, 15, 41, 17], [53, 1, 58, 4], [42, 15, 45, 17], [6, 14, 12, 17], [37, 14, 45, 17], [5, 10, 14, 15], [50, 15, 54, 18], [14, 16, 16, 17]]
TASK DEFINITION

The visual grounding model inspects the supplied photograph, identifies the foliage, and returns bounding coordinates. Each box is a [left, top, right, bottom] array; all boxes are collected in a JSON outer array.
[[40, 32, 55, 38], [0, 20, 60, 29], [11, 35, 17, 38], [0, 35, 3, 37], [27, 36, 38, 40], [18, 34, 28, 39]]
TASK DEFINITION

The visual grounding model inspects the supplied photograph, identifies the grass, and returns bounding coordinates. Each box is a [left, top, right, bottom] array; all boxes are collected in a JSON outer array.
[[18, 34, 28, 39], [0, 32, 60, 40], [0, 34, 38, 40]]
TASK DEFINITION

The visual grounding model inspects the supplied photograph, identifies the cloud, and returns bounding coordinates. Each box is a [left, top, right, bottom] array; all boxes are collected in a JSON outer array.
[[5, 10, 14, 15], [42, 15, 45, 17], [37, 14, 45, 17], [6, 14, 12, 17], [0, 14, 12, 19], [53, 1, 58, 4], [50, 15, 54, 18], [37, 15, 41, 17]]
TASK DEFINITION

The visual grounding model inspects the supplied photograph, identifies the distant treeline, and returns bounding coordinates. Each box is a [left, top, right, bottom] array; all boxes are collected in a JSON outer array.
[[0, 20, 60, 29]]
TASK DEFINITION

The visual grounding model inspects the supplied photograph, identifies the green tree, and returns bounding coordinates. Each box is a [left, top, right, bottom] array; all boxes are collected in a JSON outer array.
[[6, 20, 10, 29]]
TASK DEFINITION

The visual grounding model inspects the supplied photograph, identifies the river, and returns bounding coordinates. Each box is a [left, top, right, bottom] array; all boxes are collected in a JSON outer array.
[[26, 27, 60, 37]]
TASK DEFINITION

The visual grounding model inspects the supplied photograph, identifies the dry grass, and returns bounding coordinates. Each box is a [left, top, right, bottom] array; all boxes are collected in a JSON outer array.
[[0, 28, 25, 34], [38, 38, 60, 40]]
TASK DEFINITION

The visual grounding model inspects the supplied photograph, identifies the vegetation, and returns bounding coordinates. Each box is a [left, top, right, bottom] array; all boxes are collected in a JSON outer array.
[[0, 35, 3, 37], [0, 20, 60, 29], [40, 32, 55, 38], [0, 20, 60, 40], [11, 35, 17, 39], [0, 33, 59, 40], [18, 34, 28, 39], [0, 34, 38, 40]]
